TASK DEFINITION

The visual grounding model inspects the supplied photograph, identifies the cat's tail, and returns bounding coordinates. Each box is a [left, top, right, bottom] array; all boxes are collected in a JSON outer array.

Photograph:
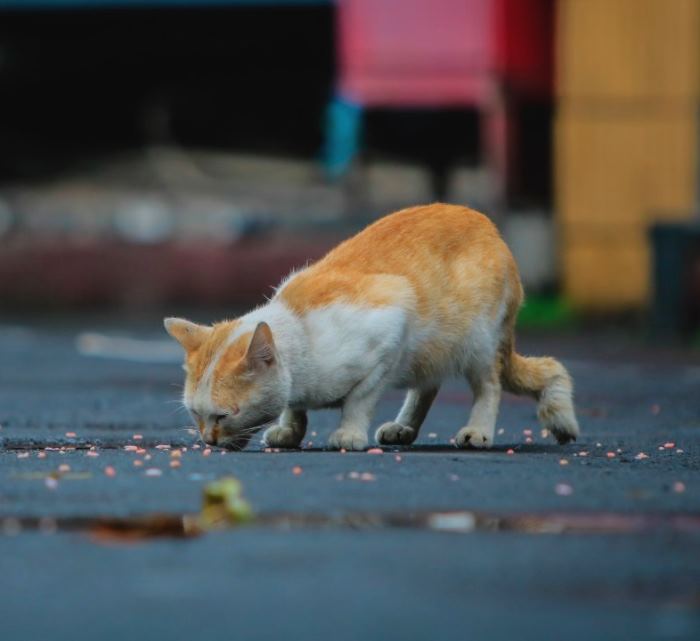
[[500, 344, 580, 444]]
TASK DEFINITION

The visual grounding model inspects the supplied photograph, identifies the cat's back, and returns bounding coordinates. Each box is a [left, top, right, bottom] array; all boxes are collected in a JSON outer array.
[[278, 203, 518, 315]]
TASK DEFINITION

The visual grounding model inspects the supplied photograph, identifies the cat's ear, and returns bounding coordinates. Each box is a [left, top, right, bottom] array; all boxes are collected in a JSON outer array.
[[245, 322, 276, 370], [163, 317, 210, 353]]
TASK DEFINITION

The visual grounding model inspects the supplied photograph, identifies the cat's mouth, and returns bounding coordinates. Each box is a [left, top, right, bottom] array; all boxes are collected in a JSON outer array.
[[217, 417, 276, 450]]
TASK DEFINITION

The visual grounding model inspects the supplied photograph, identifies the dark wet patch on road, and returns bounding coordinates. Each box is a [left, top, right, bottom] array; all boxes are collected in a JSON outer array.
[[3, 509, 700, 543]]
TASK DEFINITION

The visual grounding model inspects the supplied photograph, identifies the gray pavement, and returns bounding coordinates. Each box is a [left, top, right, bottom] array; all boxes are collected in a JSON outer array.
[[1, 318, 699, 640]]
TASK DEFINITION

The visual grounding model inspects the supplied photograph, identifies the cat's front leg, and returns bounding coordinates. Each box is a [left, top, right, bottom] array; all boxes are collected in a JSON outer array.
[[262, 408, 307, 449], [328, 365, 392, 451]]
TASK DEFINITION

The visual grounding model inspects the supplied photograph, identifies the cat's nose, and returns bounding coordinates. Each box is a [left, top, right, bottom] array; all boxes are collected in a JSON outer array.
[[203, 426, 219, 446]]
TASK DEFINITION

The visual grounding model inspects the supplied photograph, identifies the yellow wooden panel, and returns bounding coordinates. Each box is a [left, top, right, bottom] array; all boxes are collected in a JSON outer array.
[[560, 227, 651, 309], [556, 107, 697, 227], [557, 0, 700, 100]]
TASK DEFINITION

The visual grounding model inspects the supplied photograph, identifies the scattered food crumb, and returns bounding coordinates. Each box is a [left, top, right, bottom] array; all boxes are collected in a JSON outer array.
[[506, 449, 515, 455], [171, 450, 182, 459], [155, 444, 170, 450], [65, 432, 77, 438], [663, 442, 675, 450], [144, 468, 162, 477], [104, 466, 116, 477], [192, 444, 201, 450], [367, 448, 383, 455], [340, 448, 347, 454], [349, 471, 360, 479], [497, 428, 505, 435], [540, 429, 549, 438], [559, 459, 569, 466], [673, 481, 686, 494], [449, 437, 456, 445], [202, 448, 212, 457], [17, 452, 29, 459], [45, 477, 58, 490], [144, 454, 152, 461], [58, 464, 70, 473], [133, 460, 143, 467], [124, 445, 138, 452], [578, 451, 588, 457], [525, 437, 533, 444], [170, 460, 181, 468], [634, 452, 649, 460], [395, 455, 402, 462], [360, 472, 376, 481], [136, 448, 147, 455], [651, 404, 661, 415], [86, 451, 99, 458], [428, 432, 438, 439], [555, 483, 573, 496], [37, 452, 46, 459], [523, 429, 533, 436], [596, 442, 602, 448], [449, 474, 459, 481], [292, 466, 303, 476], [132, 434, 143, 441], [606, 452, 616, 459], [676, 449, 684, 454]]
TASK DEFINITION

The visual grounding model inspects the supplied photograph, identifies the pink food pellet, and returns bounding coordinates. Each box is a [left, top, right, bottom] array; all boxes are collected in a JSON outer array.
[[449, 438, 456, 445], [367, 448, 384, 455], [132, 434, 143, 441], [155, 444, 170, 450], [124, 445, 138, 452], [144, 468, 162, 477], [673, 481, 686, 493], [202, 448, 212, 457], [170, 450, 182, 459], [579, 451, 589, 457], [136, 448, 147, 455], [133, 460, 143, 467], [86, 451, 99, 457], [395, 455, 402, 462], [606, 452, 616, 458], [663, 442, 675, 449], [634, 452, 649, 460], [559, 459, 569, 466], [360, 472, 376, 481], [525, 437, 533, 444], [340, 448, 347, 454], [192, 444, 201, 450], [58, 464, 70, 473], [506, 449, 515, 455], [17, 452, 29, 459], [555, 483, 573, 496], [170, 460, 181, 468], [292, 466, 302, 476], [523, 429, 533, 436], [348, 471, 360, 479], [65, 432, 77, 438], [37, 452, 47, 459], [104, 466, 116, 477]]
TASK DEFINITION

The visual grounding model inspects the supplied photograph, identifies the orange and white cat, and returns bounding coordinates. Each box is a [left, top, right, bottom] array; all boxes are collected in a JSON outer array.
[[165, 204, 579, 451]]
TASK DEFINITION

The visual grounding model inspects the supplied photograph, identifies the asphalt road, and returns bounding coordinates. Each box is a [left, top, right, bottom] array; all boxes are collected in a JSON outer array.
[[1, 317, 699, 640]]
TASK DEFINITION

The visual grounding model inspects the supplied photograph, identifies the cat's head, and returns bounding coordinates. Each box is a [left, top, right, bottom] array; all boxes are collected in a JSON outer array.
[[164, 317, 289, 449]]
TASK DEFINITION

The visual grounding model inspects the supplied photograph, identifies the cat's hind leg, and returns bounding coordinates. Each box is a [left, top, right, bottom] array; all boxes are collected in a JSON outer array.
[[262, 408, 307, 449], [455, 360, 501, 449], [375, 386, 439, 445]]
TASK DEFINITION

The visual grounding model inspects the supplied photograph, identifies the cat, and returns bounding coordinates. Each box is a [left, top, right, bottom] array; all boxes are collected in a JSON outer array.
[[165, 203, 579, 451]]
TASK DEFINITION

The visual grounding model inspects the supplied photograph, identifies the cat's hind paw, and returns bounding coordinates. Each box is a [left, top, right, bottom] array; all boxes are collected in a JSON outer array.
[[455, 427, 493, 449], [375, 422, 417, 445], [328, 428, 368, 451], [262, 425, 303, 449]]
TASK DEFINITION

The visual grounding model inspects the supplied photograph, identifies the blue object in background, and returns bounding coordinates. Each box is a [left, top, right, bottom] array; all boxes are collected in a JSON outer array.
[[322, 95, 363, 180]]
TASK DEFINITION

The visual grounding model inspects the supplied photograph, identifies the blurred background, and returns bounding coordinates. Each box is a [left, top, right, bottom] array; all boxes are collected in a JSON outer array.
[[0, 0, 699, 339]]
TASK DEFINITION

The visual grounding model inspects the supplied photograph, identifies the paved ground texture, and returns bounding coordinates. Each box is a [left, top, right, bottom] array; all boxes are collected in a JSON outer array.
[[1, 316, 699, 641]]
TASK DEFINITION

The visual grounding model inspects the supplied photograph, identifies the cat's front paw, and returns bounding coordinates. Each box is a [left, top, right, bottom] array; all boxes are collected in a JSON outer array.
[[328, 428, 368, 451], [375, 422, 417, 445], [455, 427, 493, 449], [263, 424, 303, 449]]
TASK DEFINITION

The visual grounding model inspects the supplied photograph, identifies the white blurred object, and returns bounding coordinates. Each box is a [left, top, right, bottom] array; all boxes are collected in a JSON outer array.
[[112, 198, 174, 243], [76, 333, 181, 363], [503, 211, 556, 291]]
